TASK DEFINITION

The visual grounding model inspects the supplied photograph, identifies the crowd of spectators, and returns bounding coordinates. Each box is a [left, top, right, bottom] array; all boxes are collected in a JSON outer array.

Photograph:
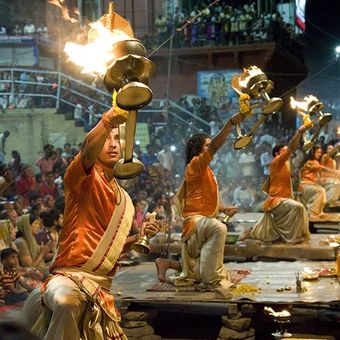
[[0, 22, 48, 38], [148, 0, 303, 56], [0, 85, 339, 306]]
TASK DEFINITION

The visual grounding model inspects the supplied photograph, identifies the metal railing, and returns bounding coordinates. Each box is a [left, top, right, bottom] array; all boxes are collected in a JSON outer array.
[[0, 67, 209, 130]]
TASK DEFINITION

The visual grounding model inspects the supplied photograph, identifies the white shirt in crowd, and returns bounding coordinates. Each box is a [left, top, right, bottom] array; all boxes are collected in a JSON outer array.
[[157, 148, 174, 172]]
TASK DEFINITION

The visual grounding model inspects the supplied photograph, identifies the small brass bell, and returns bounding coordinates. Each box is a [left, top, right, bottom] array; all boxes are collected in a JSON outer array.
[[132, 212, 157, 255], [132, 235, 151, 254]]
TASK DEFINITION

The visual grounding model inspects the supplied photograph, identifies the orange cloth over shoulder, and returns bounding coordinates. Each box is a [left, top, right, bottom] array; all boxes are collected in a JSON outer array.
[[263, 149, 293, 211], [51, 154, 118, 272], [320, 154, 336, 178], [300, 159, 323, 184], [182, 149, 218, 238]]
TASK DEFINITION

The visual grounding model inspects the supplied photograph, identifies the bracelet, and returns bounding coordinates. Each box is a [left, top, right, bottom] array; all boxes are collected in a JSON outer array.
[[101, 112, 115, 130]]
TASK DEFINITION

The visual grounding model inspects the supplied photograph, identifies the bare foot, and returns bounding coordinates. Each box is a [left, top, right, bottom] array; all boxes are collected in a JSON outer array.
[[238, 229, 250, 241], [155, 258, 171, 282], [310, 212, 327, 220]]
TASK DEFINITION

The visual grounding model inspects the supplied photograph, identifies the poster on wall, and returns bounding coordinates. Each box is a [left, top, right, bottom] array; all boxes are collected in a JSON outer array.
[[197, 70, 240, 119]]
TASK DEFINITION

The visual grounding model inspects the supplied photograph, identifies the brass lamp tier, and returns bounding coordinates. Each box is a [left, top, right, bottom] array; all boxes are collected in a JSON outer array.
[[104, 39, 155, 110], [231, 66, 283, 150], [102, 39, 155, 179], [292, 95, 333, 151]]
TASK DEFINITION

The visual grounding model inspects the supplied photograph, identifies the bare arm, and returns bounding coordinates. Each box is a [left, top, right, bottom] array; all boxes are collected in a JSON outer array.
[[81, 106, 128, 172], [219, 203, 238, 217], [286, 125, 308, 159], [208, 112, 244, 156]]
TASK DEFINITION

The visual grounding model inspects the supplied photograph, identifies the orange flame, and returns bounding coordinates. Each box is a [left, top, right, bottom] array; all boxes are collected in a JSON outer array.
[[64, 22, 130, 76], [237, 66, 264, 88]]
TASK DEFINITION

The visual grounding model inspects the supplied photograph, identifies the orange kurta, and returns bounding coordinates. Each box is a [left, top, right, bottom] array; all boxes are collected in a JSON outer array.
[[51, 154, 122, 273], [300, 159, 323, 184], [182, 149, 218, 238], [320, 154, 336, 178], [263, 149, 293, 211]]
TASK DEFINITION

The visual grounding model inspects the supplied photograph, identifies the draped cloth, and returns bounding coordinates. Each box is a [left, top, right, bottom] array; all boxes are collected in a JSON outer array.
[[23, 187, 134, 340], [321, 178, 340, 204], [320, 154, 340, 203], [250, 198, 310, 244], [170, 149, 231, 289], [299, 182, 327, 216], [16, 214, 40, 260], [0, 219, 12, 249], [14, 214, 50, 275], [299, 159, 327, 216], [250, 149, 310, 244], [169, 215, 230, 288]]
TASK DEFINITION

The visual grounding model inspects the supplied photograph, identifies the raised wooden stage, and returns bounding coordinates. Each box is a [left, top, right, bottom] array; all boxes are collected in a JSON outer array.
[[115, 213, 340, 339], [151, 212, 340, 261], [111, 261, 340, 340]]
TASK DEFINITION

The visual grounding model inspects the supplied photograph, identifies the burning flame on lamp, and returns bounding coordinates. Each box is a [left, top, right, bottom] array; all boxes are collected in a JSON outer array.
[[237, 66, 265, 89], [50, 0, 133, 77], [64, 23, 130, 76], [290, 96, 314, 127]]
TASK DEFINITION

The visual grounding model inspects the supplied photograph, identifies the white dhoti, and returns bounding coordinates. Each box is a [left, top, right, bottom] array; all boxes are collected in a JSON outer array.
[[300, 183, 327, 216], [169, 216, 231, 288], [321, 178, 340, 204], [250, 199, 310, 244], [22, 273, 127, 340]]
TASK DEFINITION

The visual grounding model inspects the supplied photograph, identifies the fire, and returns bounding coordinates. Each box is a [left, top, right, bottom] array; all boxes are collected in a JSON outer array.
[[237, 66, 264, 88], [290, 95, 319, 113], [64, 22, 130, 76]]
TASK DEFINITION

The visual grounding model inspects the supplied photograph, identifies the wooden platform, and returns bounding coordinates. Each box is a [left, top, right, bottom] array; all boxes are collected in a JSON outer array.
[[111, 261, 340, 306], [151, 233, 338, 261]]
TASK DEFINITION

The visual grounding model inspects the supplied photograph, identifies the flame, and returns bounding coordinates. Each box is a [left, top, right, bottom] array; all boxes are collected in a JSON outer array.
[[290, 95, 319, 113], [237, 66, 264, 88], [64, 22, 130, 76]]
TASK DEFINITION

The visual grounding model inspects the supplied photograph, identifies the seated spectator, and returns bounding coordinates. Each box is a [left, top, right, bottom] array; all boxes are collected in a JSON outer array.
[[39, 171, 58, 199], [9, 150, 24, 177], [0, 207, 18, 230], [13, 24, 22, 35], [14, 214, 53, 276], [61, 142, 72, 159], [35, 209, 62, 263], [14, 195, 27, 216], [233, 179, 255, 212], [35, 144, 59, 176], [141, 144, 159, 168], [0, 166, 16, 199], [0, 130, 10, 154], [15, 166, 38, 205], [0, 248, 35, 304], [0, 219, 18, 253], [23, 22, 35, 35], [0, 26, 6, 35], [43, 194, 55, 209]]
